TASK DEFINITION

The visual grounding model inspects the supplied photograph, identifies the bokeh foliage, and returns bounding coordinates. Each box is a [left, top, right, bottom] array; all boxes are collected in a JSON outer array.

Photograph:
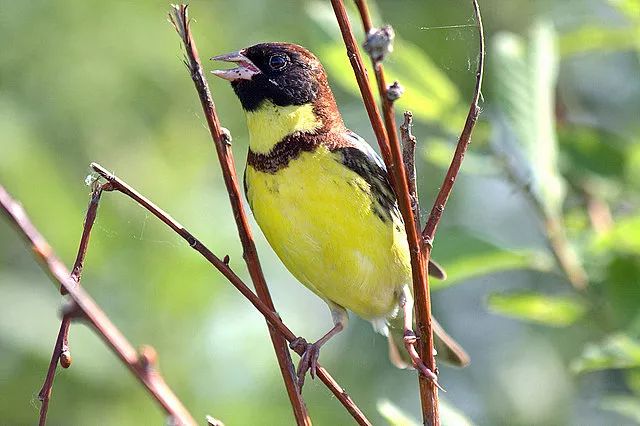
[[1, 0, 639, 425]]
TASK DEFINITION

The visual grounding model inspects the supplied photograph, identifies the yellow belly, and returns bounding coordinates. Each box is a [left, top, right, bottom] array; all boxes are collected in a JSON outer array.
[[245, 146, 411, 319]]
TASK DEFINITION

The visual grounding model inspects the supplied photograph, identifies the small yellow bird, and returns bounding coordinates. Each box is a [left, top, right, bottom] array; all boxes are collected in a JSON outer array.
[[212, 43, 468, 386]]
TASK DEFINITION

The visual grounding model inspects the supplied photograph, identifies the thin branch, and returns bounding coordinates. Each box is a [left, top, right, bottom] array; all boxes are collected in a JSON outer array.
[[167, 6, 310, 424], [90, 163, 372, 426], [340, 1, 484, 424], [0, 184, 197, 426], [496, 154, 588, 289], [38, 185, 105, 425], [400, 111, 420, 234], [37, 314, 71, 426], [334, 0, 441, 422], [423, 1, 485, 244]]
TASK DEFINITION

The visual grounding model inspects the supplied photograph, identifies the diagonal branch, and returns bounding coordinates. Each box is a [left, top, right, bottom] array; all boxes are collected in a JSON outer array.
[[90, 163, 371, 426], [168, 5, 310, 424], [0, 184, 198, 426], [423, 1, 485, 244]]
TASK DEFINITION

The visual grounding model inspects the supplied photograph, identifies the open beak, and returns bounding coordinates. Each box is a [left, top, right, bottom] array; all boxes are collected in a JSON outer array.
[[211, 50, 260, 81]]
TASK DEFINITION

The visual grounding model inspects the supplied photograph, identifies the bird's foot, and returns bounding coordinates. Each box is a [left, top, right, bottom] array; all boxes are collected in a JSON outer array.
[[289, 338, 322, 390], [403, 330, 445, 392]]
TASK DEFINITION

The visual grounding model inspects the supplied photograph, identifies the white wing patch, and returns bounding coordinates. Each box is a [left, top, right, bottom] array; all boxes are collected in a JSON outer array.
[[344, 130, 388, 171]]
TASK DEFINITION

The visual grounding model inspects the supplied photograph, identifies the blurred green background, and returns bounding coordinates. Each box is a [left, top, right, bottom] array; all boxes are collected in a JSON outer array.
[[1, 0, 639, 424]]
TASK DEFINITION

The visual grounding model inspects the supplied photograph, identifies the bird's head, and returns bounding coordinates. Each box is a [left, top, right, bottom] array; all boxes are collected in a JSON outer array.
[[211, 43, 342, 130]]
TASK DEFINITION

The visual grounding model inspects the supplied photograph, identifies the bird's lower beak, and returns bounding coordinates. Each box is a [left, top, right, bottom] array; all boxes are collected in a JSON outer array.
[[211, 50, 260, 81]]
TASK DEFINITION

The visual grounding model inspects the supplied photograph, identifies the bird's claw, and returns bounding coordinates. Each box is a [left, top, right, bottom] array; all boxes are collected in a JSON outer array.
[[403, 329, 445, 392], [289, 337, 308, 354], [296, 342, 321, 390], [403, 329, 417, 345]]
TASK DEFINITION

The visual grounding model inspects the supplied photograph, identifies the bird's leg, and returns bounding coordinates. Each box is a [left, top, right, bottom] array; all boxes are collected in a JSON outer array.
[[400, 286, 443, 391], [292, 303, 348, 389]]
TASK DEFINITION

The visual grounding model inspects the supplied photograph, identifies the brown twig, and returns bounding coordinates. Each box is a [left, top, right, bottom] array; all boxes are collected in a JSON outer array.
[[0, 184, 197, 426], [400, 112, 420, 234], [335, 0, 440, 421], [167, 6, 310, 424], [339, 1, 484, 424], [37, 184, 105, 425], [423, 1, 484, 244], [90, 163, 371, 426], [37, 314, 71, 426]]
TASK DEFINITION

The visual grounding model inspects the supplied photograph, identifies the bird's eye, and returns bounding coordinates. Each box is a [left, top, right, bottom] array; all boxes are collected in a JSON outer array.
[[269, 54, 288, 70]]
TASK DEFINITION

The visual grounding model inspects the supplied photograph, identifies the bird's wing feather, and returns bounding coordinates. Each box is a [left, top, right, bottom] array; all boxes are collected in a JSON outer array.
[[332, 130, 402, 224], [336, 130, 448, 280]]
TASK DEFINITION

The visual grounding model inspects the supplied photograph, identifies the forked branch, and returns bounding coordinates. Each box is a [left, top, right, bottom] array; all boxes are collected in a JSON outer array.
[[90, 164, 371, 426], [168, 4, 372, 424], [0, 184, 197, 426], [334, 1, 484, 424], [168, 4, 308, 422]]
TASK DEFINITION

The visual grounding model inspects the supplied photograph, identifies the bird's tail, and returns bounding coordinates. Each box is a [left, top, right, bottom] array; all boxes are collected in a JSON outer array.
[[386, 259, 470, 369], [386, 314, 470, 369]]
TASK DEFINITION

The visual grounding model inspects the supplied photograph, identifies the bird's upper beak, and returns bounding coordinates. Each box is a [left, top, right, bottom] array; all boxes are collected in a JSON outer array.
[[211, 50, 260, 81]]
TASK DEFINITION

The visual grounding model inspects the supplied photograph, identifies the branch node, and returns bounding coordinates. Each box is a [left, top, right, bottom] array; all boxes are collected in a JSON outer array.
[[222, 254, 230, 265], [61, 301, 83, 320], [138, 345, 158, 374], [289, 337, 309, 356], [220, 127, 232, 146], [363, 24, 395, 63], [60, 350, 72, 369], [386, 81, 404, 102]]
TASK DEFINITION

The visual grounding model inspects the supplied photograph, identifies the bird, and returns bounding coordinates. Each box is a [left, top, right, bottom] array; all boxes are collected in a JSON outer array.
[[211, 42, 468, 387]]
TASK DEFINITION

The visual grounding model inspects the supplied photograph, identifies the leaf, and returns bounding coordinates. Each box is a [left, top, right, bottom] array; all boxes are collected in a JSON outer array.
[[487, 292, 586, 327], [571, 334, 640, 374], [377, 400, 418, 426], [377, 398, 475, 426], [601, 395, 640, 424], [431, 230, 554, 290], [625, 368, 640, 396], [432, 250, 553, 291], [593, 215, 640, 255], [602, 255, 640, 330], [558, 126, 628, 179], [489, 22, 566, 217], [608, 0, 640, 23], [560, 26, 640, 56], [440, 398, 476, 426]]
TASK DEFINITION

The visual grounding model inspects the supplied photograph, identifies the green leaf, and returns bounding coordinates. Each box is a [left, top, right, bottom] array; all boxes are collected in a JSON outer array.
[[625, 368, 640, 395], [377, 399, 475, 426], [571, 334, 640, 373], [487, 292, 586, 327], [602, 255, 640, 330], [377, 400, 418, 426], [558, 126, 628, 179], [489, 22, 566, 217], [608, 0, 640, 23], [433, 250, 553, 290], [601, 395, 640, 424], [440, 398, 476, 426], [593, 215, 640, 255], [432, 230, 554, 290], [560, 26, 640, 56]]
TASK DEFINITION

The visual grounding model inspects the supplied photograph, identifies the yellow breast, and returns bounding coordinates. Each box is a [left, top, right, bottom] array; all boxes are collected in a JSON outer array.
[[245, 146, 411, 319]]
